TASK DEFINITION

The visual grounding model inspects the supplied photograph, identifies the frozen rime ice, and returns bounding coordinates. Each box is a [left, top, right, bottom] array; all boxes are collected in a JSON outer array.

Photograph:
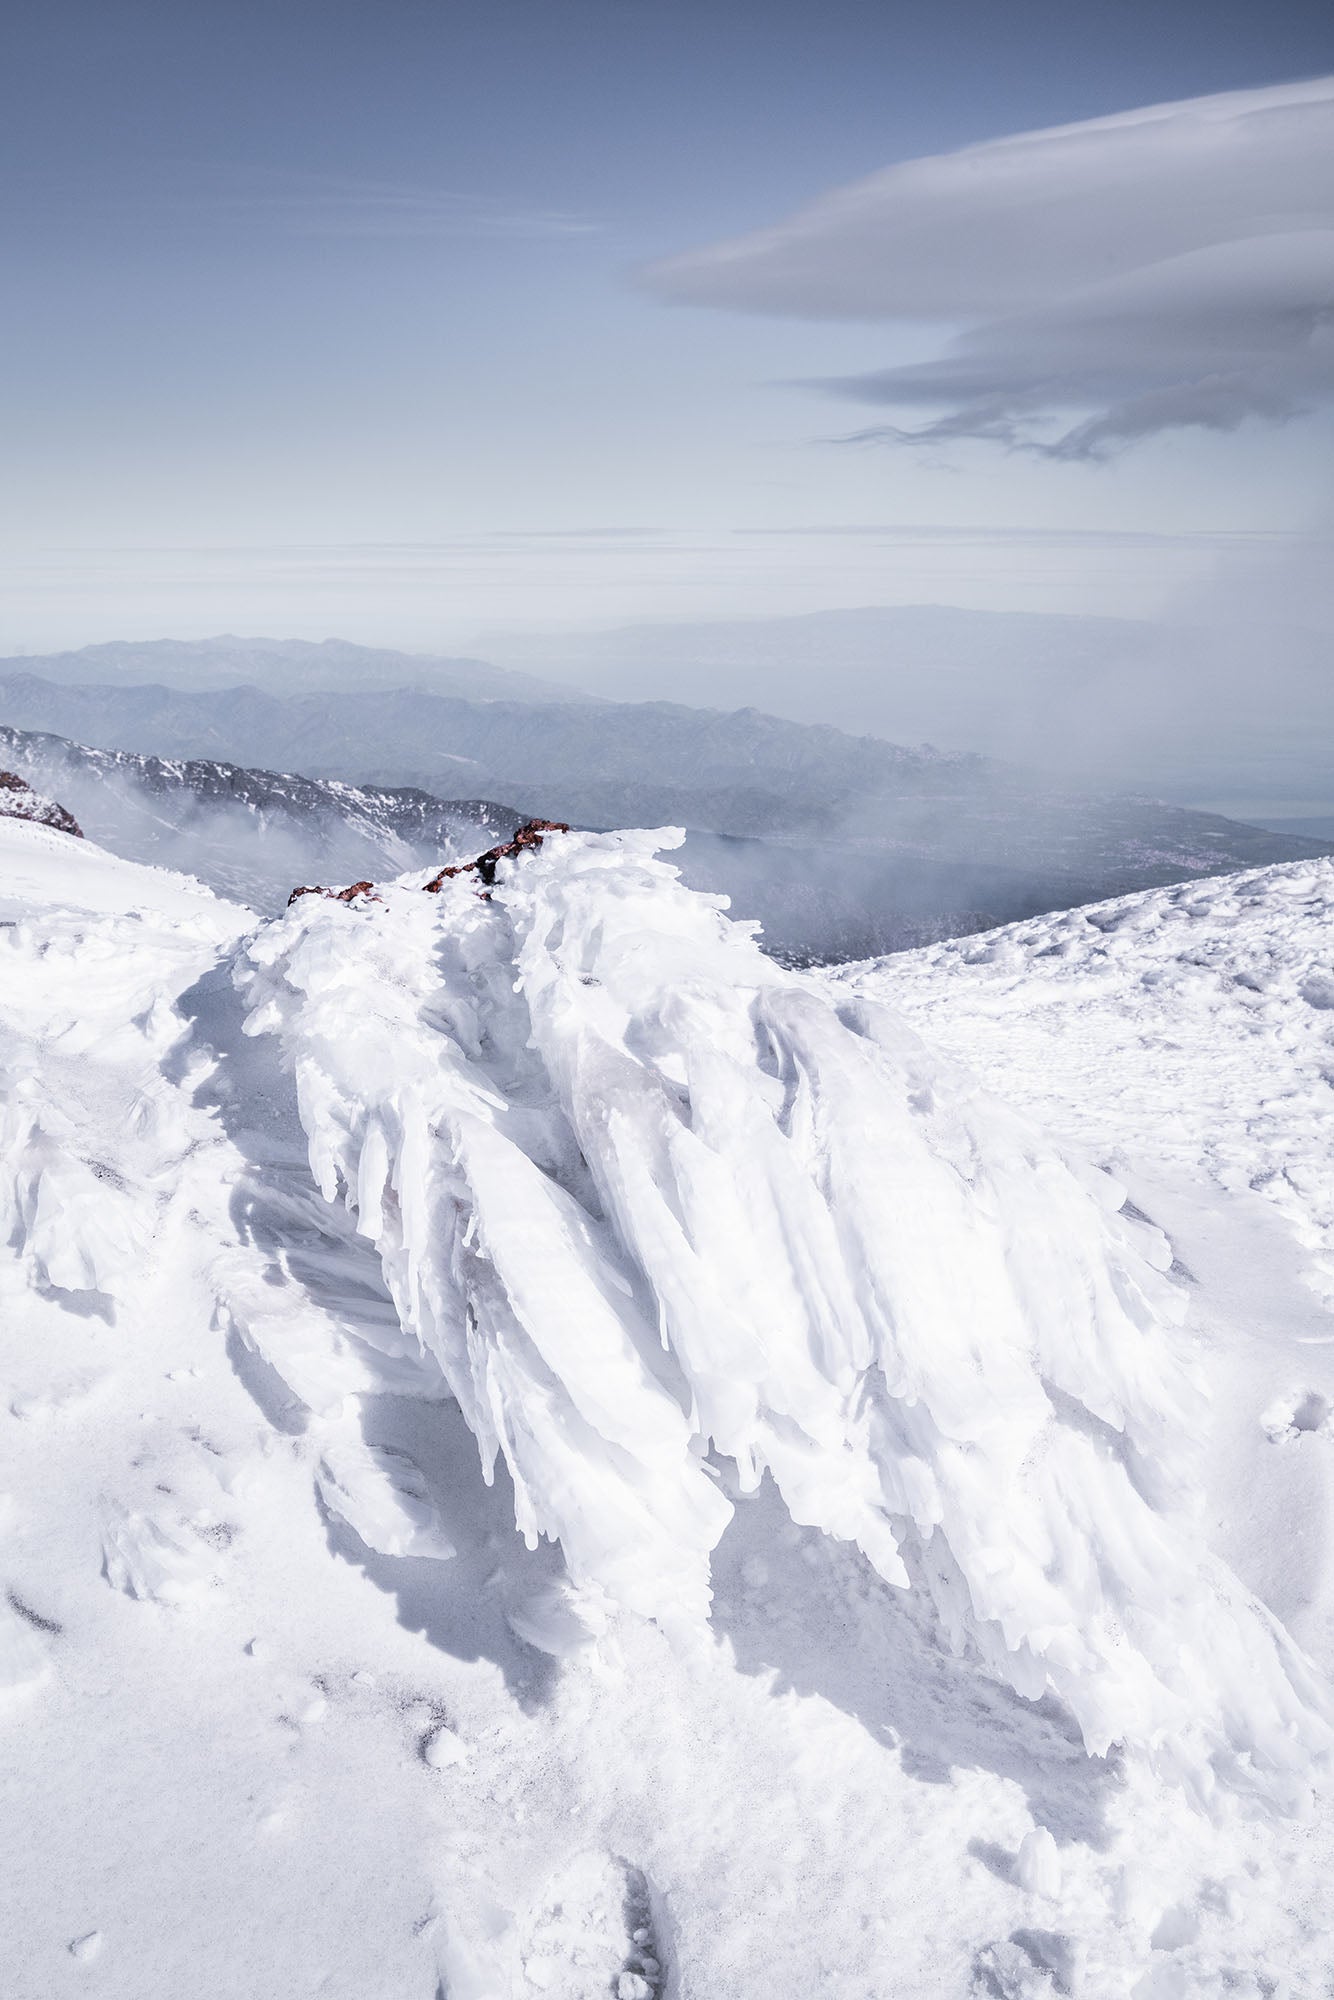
[[5, 810, 1334, 1996], [239, 828, 1331, 1801], [1015, 1825, 1062, 1898], [316, 1441, 458, 1561]]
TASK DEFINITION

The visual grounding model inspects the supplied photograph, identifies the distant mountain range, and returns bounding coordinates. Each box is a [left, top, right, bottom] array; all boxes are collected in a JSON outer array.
[[484, 603, 1334, 816], [0, 635, 575, 704], [2, 659, 1329, 959], [0, 663, 1325, 874], [14, 616, 1332, 825]]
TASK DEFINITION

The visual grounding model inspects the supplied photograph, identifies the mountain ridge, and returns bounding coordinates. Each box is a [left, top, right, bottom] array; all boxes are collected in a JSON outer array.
[[1, 680, 1329, 957], [0, 634, 580, 705]]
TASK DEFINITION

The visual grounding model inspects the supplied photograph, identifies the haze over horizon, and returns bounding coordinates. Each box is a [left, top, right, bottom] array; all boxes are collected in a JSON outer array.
[[4, 1, 1333, 658]]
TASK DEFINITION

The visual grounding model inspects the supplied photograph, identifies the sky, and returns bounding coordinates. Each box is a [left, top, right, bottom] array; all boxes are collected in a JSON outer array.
[[3, 0, 1333, 650]]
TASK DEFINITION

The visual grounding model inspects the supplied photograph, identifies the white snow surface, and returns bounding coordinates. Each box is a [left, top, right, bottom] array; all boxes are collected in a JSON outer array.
[[0, 812, 223, 921], [837, 856, 1334, 1677], [3, 815, 1334, 1996]]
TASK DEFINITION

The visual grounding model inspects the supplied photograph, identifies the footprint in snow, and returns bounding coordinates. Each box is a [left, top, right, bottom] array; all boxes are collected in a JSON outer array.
[[973, 1928, 1075, 1997], [510, 1851, 667, 1999], [1262, 1390, 1334, 1444], [9, 1372, 107, 1423], [99, 1501, 225, 1603]]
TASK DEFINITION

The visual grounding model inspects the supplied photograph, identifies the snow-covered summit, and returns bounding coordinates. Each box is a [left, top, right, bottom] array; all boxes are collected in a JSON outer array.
[[4, 822, 1334, 1995], [838, 854, 1334, 1708]]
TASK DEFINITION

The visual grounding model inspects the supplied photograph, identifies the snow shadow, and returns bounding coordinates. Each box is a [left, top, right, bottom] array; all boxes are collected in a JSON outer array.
[[28, 1277, 116, 1325], [167, 961, 564, 1706], [318, 1391, 564, 1710], [708, 1475, 1117, 1847]]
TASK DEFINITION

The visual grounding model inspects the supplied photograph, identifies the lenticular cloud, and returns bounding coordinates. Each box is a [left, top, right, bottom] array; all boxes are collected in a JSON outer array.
[[645, 76, 1334, 455], [239, 828, 1332, 1802]]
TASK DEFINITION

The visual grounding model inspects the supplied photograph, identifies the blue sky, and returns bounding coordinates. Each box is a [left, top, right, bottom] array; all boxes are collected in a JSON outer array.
[[3, 0, 1332, 649]]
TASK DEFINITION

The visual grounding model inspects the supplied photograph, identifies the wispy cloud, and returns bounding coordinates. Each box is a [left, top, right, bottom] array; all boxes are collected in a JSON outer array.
[[645, 78, 1334, 458], [5, 164, 597, 241], [203, 168, 598, 239]]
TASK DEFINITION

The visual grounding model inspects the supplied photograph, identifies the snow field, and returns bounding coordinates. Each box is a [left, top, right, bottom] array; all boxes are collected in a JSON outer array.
[[2, 817, 1334, 1995], [848, 861, 1334, 1313], [839, 858, 1334, 1671]]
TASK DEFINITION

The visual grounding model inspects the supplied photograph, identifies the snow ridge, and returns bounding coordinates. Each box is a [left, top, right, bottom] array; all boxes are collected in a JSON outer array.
[[239, 828, 1332, 1802]]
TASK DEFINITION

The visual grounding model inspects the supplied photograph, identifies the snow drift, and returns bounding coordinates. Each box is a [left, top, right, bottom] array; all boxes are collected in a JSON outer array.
[[239, 826, 1332, 1805]]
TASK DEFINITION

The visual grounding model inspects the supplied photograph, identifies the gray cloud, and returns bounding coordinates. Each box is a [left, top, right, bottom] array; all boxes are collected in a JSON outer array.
[[646, 79, 1334, 457]]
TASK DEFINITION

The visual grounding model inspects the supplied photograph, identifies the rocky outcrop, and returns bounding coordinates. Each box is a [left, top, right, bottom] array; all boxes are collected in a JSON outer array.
[[288, 819, 570, 908], [287, 878, 380, 908], [0, 770, 82, 837], [421, 818, 570, 891]]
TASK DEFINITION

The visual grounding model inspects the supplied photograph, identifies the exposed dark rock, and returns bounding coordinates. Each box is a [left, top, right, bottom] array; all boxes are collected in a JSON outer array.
[[289, 820, 570, 909], [0, 769, 83, 837], [422, 819, 570, 891], [287, 879, 380, 908]]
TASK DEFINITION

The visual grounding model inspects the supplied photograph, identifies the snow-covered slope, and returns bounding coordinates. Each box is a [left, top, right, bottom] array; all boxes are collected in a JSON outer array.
[[837, 857, 1334, 1675], [838, 860, 1334, 1307], [3, 820, 1334, 1997], [0, 721, 525, 910], [0, 814, 227, 922]]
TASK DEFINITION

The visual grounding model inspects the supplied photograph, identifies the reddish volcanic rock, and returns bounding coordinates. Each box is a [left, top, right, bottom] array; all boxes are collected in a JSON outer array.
[[0, 770, 83, 838], [289, 819, 570, 910], [287, 879, 380, 908], [421, 818, 571, 893]]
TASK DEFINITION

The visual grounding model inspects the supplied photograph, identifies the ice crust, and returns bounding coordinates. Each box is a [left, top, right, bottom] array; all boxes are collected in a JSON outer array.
[[239, 828, 1332, 1799]]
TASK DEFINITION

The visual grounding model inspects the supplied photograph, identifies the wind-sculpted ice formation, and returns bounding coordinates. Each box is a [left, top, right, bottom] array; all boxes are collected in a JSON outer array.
[[239, 828, 1332, 1805]]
